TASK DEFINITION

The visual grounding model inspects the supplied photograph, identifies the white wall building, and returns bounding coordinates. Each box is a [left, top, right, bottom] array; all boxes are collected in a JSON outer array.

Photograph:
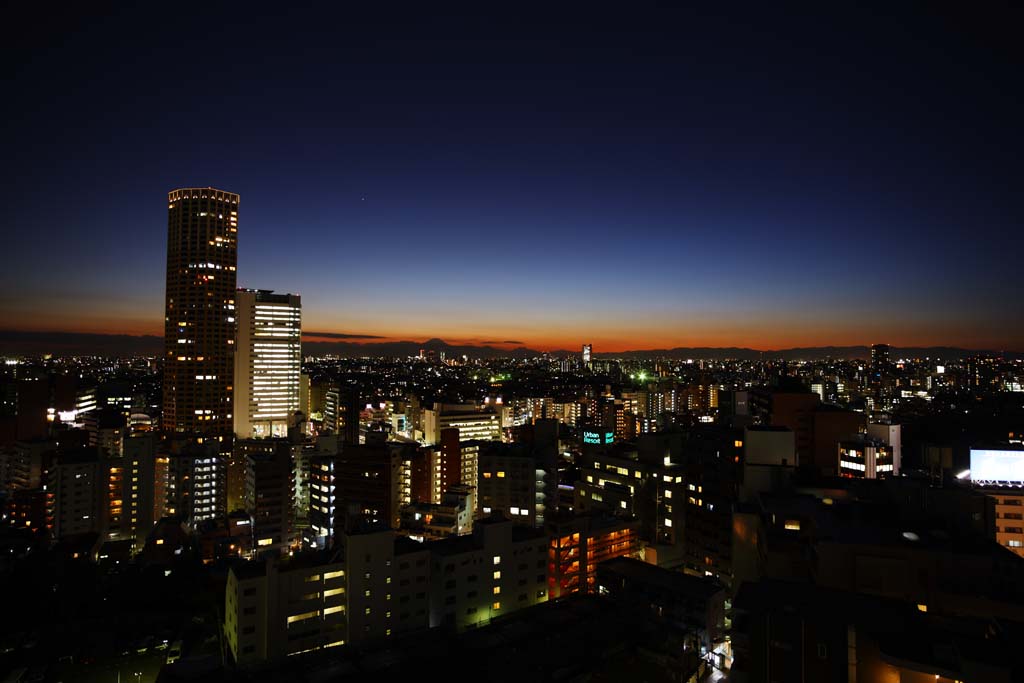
[[234, 290, 302, 439]]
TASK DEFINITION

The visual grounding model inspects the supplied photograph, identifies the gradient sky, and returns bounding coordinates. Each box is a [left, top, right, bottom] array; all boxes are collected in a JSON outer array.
[[3, 3, 1022, 352]]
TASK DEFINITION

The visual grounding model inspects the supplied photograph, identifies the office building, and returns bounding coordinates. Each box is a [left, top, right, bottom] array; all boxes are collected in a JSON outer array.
[[582, 344, 592, 365], [866, 421, 902, 473], [162, 187, 239, 437], [233, 290, 302, 439], [838, 436, 896, 479], [421, 404, 500, 446]]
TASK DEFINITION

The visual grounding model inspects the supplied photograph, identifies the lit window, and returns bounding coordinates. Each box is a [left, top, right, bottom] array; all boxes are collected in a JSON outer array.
[[493, 586, 500, 595], [287, 611, 318, 625], [784, 520, 801, 531], [492, 601, 501, 610], [493, 571, 501, 580], [493, 556, 501, 565]]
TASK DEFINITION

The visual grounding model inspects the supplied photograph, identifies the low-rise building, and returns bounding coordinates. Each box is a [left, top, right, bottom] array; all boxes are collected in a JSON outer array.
[[427, 515, 548, 630], [225, 526, 430, 666]]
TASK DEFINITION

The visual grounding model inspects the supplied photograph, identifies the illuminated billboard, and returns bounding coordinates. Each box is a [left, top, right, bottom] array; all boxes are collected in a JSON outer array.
[[583, 430, 614, 445], [970, 449, 1024, 483]]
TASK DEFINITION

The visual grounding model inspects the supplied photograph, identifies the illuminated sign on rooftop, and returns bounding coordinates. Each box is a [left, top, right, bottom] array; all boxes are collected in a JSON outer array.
[[583, 431, 614, 445], [970, 449, 1024, 484]]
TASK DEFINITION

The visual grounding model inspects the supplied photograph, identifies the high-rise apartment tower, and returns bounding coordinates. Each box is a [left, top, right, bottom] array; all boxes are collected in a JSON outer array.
[[163, 188, 239, 436]]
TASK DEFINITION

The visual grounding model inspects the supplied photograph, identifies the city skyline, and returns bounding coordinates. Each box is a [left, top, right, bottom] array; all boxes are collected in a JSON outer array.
[[4, 5, 1024, 682], [5, 4, 1023, 353]]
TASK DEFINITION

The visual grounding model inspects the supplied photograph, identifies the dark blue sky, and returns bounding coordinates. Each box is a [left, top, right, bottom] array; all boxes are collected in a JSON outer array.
[[4, 2, 1022, 350]]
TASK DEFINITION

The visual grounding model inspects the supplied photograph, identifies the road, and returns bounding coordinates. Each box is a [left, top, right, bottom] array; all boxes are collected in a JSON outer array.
[[44, 651, 165, 683]]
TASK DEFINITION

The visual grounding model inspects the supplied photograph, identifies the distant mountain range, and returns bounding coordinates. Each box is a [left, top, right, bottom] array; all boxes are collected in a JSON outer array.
[[590, 346, 1024, 361], [1, 330, 1019, 361]]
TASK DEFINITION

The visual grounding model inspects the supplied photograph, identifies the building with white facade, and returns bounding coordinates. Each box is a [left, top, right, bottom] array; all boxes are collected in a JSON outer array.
[[234, 289, 302, 439]]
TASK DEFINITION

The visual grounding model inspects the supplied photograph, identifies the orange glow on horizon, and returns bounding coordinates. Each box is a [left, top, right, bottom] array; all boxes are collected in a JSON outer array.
[[6, 320, 1022, 354]]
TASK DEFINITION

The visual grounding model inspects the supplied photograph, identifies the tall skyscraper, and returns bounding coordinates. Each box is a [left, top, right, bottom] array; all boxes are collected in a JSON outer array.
[[233, 290, 302, 439], [582, 344, 592, 365], [163, 188, 239, 437]]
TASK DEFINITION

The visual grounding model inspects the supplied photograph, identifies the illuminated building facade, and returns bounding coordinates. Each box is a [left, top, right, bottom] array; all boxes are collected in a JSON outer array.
[[970, 447, 1024, 557], [986, 488, 1024, 557], [104, 435, 162, 548], [233, 289, 302, 439], [421, 404, 500, 445], [165, 440, 226, 524], [838, 437, 895, 479], [574, 445, 686, 546], [307, 453, 340, 549], [162, 187, 239, 436], [546, 515, 639, 598]]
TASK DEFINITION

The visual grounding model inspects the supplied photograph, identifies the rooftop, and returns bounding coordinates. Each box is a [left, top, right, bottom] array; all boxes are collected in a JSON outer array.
[[599, 557, 724, 600]]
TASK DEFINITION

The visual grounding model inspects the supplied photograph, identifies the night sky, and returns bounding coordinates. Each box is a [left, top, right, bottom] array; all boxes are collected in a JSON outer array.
[[4, 3, 1022, 352]]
